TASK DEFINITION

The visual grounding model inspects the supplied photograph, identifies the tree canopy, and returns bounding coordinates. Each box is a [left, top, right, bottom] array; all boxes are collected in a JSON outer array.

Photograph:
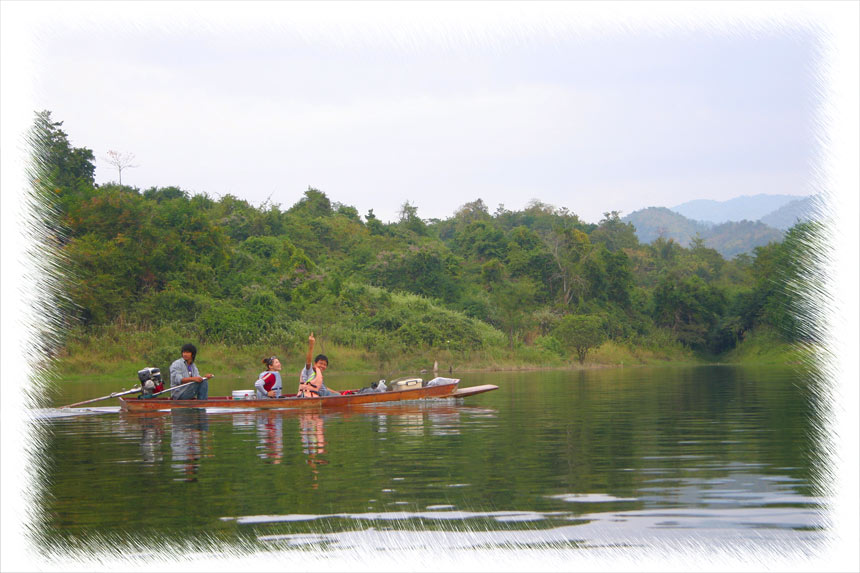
[[29, 111, 816, 364]]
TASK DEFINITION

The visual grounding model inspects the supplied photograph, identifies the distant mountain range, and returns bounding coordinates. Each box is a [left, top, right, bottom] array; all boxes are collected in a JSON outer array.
[[622, 194, 820, 258], [670, 194, 805, 224], [759, 195, 822, 230]]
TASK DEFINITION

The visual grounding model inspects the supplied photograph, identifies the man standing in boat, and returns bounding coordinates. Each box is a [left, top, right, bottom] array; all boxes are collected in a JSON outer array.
[[298, 333, 340, 397], [170, 343, 213, 400]]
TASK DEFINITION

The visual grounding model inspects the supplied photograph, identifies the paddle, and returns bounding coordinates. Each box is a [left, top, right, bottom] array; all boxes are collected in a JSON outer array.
[[58, 375, 214, 408], [59, 386, 143, 409], [149, 375, 213, 398]]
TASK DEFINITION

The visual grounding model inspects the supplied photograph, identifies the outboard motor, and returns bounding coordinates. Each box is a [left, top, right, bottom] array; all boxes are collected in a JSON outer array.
[[138, 367, 164, 398]]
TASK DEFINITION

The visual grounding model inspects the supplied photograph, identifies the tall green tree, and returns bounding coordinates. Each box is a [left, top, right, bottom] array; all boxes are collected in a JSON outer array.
[[505, 226, 555, 301], [491, 277, 538, 350], [547, 226, 593, 306], [30, 110, 95, 195], [553, 314, 607, 364], [590, 211, 639, 253], [744, 221, 822, 342], [604, 249, 634, 307], [652, 273, 726, 350], [288, 187, 333, 218], [397, 201, 428, 236], [454, 219, 508, 261], [369, 245, 461, 303]]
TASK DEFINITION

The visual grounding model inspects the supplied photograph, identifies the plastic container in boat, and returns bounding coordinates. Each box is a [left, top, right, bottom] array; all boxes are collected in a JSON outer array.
[[232, 389, 255, 400], [390, 377, 422, 390]]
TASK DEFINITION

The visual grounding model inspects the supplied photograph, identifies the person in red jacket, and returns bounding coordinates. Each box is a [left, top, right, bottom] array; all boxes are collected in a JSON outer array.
[[255, 355, 283, 399]]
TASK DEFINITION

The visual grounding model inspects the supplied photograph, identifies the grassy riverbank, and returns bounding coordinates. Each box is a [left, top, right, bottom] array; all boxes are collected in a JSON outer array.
[[51, 323, 805, 385], [719, 327, 816, 366]]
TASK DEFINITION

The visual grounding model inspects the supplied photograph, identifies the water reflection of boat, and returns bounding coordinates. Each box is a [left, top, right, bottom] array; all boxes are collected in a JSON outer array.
[[348, 403, 496, 418], [119, 411, 169, 464], [138, 413, 166, 463], [118, 379, 499, 412], [170, 408, 209, 482], [256, 411, 284, 464], [299, 412, 329, 489], [204, 403, 498, 440]]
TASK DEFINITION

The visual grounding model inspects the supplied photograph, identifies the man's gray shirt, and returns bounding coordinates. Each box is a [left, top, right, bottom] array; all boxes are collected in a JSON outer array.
[[170, 357, 199, 387]]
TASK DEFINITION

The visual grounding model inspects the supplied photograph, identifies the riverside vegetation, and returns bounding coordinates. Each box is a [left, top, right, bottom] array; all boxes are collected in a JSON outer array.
[[30, 111, 821, 381]]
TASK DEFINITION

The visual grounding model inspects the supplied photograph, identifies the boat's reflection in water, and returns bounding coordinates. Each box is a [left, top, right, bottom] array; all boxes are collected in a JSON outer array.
[[114, 408, 211, 481], [357, 403, 494, 438], [230, 411, 285, 464], [228, 409, 331, 481], [300, 412, 328, 488], [258, 411, 285, 465], [169, 408, 210, 482], [121, 402, 497, 484], [134, 412, 166, 464]]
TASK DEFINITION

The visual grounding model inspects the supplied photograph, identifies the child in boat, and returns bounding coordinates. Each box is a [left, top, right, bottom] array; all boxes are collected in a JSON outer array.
[[255, 356, 283, 399], [298, 333, 340, 397]]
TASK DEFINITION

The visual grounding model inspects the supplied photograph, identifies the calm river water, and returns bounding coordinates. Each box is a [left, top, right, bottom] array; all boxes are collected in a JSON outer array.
[[32, 365, 827, 566]]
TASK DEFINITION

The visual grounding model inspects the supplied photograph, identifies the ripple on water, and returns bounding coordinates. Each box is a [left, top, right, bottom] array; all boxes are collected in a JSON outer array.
[[222, 506, 825, 553]]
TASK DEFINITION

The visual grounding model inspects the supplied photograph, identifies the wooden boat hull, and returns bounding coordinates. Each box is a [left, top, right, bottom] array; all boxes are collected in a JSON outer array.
[[450, 384, 499, 398], [118, 380, 497, 412]]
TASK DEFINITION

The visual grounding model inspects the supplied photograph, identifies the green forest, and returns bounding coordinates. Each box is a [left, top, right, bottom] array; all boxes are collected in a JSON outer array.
[[30, 111, 819, 376]]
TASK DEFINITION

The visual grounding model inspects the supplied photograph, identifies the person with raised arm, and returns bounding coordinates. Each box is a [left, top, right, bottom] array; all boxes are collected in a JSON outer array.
[[297, 333, 340, 397]]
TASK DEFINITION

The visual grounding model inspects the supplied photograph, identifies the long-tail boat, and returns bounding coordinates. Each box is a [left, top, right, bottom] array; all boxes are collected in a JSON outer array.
[[118, 377, 498, 413]]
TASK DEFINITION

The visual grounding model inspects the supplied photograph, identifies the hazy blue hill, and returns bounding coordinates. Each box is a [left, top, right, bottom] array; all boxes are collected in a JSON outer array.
[[622, 207, 710, 246], [759, 194, 821, 230], [624, 207, 785, 258], [671, 194, 806, 224], [704, 220, 785, 258]]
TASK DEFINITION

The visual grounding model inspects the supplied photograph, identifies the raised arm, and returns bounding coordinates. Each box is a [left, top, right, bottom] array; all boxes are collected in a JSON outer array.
[[305, 332, 315, 369]]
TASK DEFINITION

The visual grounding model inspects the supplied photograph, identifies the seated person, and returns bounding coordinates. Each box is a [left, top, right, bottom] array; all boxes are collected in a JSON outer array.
[[255, 355, 283, 399], [169, 343, 213, 400], [297, 333, 340, 397]]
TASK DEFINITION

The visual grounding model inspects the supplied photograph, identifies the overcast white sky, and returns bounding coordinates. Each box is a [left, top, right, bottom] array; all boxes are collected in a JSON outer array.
[[2, 3, 858, 572], [14, 2, 823, 224]]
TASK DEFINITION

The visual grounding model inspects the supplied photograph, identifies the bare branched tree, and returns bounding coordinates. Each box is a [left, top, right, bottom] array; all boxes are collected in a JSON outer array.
[[104, 150, 138, 186]]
